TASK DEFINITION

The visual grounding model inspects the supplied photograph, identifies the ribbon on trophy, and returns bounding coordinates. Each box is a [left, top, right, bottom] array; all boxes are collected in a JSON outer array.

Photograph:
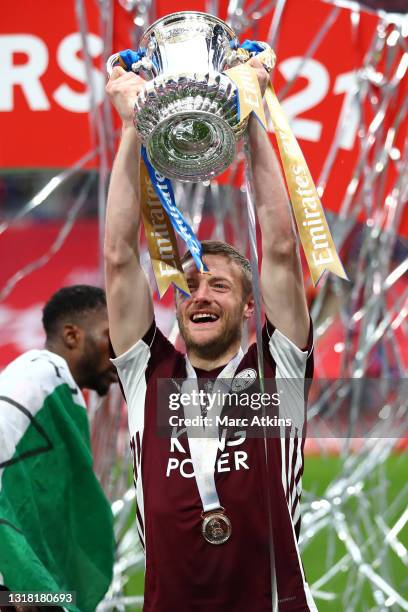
[[141, 147, 207, 293], [225, 41, 348, 285], [109, 39, 346, 292], [109, 49, 210, 297], [139, 159, 189, 297], [224, 40, 268, 129]]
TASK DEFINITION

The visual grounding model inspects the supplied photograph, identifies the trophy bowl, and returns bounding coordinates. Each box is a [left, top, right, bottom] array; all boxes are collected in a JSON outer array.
[[134, 12, 245, 182]]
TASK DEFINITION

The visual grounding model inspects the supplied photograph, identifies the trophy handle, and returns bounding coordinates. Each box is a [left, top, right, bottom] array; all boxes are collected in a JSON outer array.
[[223, 42, 276, 72], [106, 52, 156, 80], [130, 57, 155, 80]]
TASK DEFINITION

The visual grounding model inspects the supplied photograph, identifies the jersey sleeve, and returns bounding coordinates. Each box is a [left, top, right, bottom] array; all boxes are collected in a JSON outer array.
[[264, 317, 314, 433], [110, 320, 157, 408], [264, 317, 313, 378], [110, 320, 181, 433]]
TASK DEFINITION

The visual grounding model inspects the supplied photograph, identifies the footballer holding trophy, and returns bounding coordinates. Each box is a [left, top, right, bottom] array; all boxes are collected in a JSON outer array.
[[105, 10, 326, 611]]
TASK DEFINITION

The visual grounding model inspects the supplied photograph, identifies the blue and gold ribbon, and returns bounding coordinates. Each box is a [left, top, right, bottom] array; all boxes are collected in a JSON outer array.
[[141, 147, 205, 275], [139, 160, 190, 298], [226, 39, 347, 285]]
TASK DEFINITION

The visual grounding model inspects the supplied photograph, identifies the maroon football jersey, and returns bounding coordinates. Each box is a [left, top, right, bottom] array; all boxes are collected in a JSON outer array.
[[112, 319, 316, 611]]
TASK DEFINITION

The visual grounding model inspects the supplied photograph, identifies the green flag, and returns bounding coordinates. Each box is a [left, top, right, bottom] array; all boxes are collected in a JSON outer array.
[[0, 350, 114, 612]]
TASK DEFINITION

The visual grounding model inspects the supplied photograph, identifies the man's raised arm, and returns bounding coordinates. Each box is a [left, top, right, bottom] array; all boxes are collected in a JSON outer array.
[[248, 59, 310, 349], [104, 67, 154, 356]]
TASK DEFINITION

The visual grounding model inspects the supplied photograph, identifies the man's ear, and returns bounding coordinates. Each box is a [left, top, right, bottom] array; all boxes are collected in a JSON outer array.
[[243, 296, 255, 320], [62, 324, 83, 350]]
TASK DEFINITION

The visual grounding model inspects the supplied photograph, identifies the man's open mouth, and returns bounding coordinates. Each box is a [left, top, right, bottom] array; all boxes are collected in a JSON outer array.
[[190, 312, 220, 324]]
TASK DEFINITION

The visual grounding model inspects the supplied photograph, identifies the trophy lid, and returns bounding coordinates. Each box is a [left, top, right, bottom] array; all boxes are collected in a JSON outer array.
[[140, 11, 237, 47]]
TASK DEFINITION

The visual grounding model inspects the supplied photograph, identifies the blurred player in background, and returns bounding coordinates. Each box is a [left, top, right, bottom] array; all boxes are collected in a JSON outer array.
[[0, 285, 117, 612]]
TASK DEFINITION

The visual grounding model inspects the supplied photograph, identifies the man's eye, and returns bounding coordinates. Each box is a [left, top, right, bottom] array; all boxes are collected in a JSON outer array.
[[214, 283, 228, 289]]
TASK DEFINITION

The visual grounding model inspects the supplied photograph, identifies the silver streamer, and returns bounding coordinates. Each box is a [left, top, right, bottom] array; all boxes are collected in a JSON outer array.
[[267, 0, 287, 49], [227, 0, 277, 35], [305, 11, 407, 611], [0, 147, 100, 236], [75, 0, 111, 279], [244, 133, 278, 612], [0, 174, 94, 302], [277, 5, 341, 102]]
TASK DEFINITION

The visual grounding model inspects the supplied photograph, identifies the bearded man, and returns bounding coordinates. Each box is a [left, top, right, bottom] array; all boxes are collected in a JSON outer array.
[[105, 59, 317, 612]]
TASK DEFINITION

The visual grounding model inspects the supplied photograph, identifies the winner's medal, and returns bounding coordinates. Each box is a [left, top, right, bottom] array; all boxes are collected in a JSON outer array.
[[181, 354, 242, 547], [201, 508, 232, 545]]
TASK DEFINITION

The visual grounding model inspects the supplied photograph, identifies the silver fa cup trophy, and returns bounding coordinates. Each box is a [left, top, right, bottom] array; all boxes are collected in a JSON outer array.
[[129, 12, 246, 182]]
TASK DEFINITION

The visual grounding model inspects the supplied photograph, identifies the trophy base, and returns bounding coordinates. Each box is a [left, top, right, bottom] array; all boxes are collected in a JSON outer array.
[[146, 110, 236, 182]]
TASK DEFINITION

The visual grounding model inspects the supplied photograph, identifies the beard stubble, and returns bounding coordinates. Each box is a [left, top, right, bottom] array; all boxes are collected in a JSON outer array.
[[177, 307, 244, 362]]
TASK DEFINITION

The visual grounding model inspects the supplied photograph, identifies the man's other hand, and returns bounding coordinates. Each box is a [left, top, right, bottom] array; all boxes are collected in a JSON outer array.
[[106, 66, 146, 129], [248, 56, 270, 97]]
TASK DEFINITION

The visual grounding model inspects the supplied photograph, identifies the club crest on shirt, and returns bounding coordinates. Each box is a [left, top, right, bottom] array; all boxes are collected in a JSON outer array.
[[231, 368, 257, 392]]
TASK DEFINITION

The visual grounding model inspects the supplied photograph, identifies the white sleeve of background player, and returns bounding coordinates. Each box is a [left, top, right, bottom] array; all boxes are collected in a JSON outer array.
[[111, 335, 153, 433], [0, 351, 83, 470], [268, 328, 311, 433]]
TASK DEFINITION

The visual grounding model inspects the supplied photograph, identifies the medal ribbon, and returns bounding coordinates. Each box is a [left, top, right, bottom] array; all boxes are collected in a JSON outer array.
[[182, 351, 244, 513], [225, 42, 348, 285]]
